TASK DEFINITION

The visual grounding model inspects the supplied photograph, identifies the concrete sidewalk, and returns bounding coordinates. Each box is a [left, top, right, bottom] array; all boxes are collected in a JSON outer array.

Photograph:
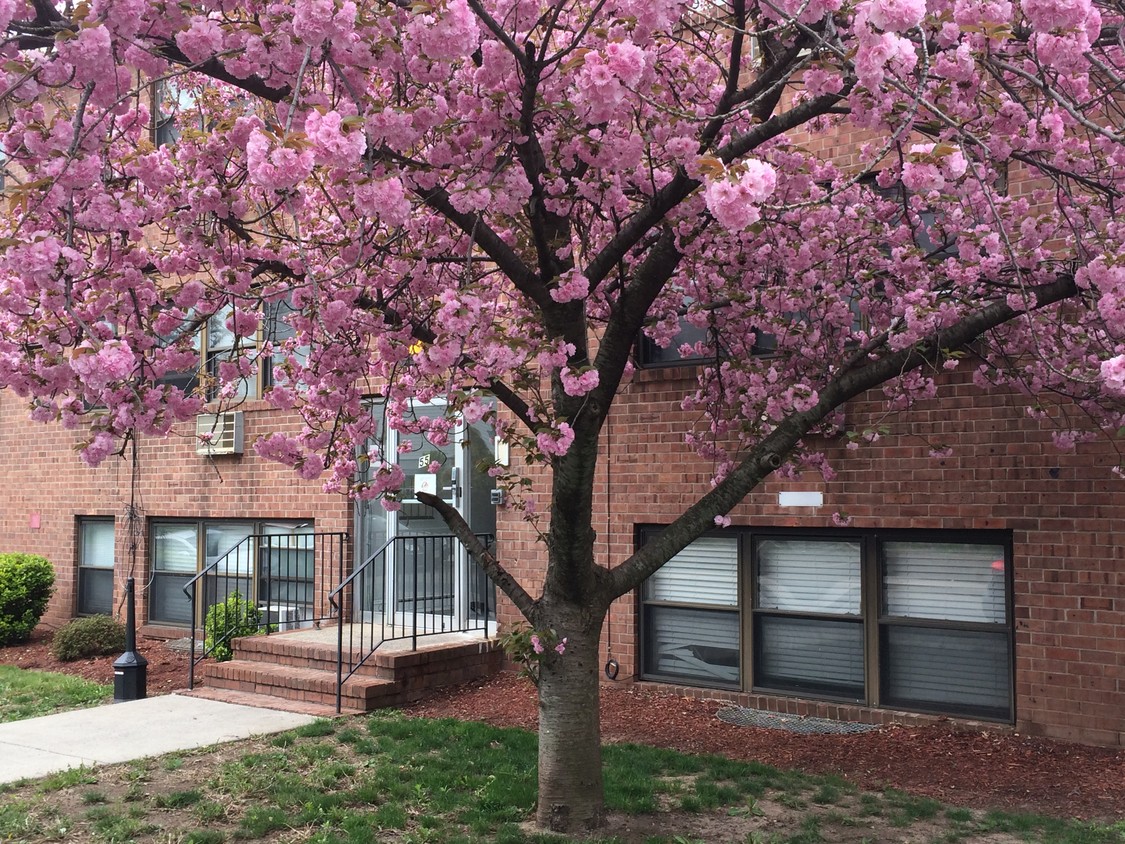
[[0, 694, 317, 785]]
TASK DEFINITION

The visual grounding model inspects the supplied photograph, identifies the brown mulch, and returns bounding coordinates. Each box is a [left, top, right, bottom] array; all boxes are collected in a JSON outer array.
[[405, 673, 1125, 822], [0, 628, 191, 696]]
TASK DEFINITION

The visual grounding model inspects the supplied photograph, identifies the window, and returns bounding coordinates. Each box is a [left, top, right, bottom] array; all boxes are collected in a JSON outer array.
[[637, 315, 776, 367], [641, 534, 740, 687], [640, 528, 1013, 721], [879, 541, 1010, 719], [78, 519, 115, 616], [754, 538, 864, 698], [149, 519, 313, 626], [201, 299, 306, 401]]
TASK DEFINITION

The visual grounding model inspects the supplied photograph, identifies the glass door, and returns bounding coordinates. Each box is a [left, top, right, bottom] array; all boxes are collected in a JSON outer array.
[[388, 404, 462, 631], [354, 400, 498, 633]]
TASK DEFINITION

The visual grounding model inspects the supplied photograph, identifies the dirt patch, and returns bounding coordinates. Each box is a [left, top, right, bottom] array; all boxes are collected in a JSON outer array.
[[0, 628, 191, 696], [405, 673, 1125, 822]]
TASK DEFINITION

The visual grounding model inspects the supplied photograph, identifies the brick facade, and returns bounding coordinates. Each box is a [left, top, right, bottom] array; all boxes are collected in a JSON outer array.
[[2, 357, 1122, 746], [0, 394, 350, 634], [491, 363, 1123, 747]]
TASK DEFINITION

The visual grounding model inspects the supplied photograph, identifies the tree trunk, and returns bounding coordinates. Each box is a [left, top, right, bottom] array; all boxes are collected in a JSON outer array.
[[535, 607, 605, 832]]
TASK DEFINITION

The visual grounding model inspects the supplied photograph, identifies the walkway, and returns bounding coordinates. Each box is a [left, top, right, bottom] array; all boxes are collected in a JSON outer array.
[[0, 694, 316, 785]]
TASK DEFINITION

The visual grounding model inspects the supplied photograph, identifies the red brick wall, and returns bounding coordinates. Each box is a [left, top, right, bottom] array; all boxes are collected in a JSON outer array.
[[0, 395, 350, 633], [494, 363, 1125, 747]]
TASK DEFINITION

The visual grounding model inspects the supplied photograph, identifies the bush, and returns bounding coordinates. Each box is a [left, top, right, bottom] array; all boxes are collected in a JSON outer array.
[[52, 615, 127, 662], [0, 553, 55, 646], [203, 592, 261, 662]]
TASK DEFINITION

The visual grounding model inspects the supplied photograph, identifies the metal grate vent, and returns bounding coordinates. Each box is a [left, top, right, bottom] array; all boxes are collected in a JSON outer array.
[[716, 707, 881, 735]]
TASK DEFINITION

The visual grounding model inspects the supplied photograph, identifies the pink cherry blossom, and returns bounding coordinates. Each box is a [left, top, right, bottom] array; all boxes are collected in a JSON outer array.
[[861, 0, 928, 32], [1101, 356, 1125, 396], [305, 110, 367, 168]]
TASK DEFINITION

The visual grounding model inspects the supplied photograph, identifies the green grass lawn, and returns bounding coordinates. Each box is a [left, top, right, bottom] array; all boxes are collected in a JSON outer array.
[[1, 712, 1122, 844], [0, 665, 113, 724]]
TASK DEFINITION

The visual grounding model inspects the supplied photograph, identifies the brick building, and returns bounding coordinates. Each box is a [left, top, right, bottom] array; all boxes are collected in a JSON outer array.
[[2, 343, 1122, 744]]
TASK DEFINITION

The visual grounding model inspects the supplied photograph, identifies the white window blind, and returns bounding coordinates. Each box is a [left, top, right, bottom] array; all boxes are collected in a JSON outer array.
[[883, 541, 1006, 623], [757, 616, 864, 695], [206, 523, 253, 575], [757, 539, 861, 615], [883, 627, 1010, 714], [81, 520, 115, 569], [643, 536, 738, 607], [645, 606, 739, 684], [154, 524, 198, 573]]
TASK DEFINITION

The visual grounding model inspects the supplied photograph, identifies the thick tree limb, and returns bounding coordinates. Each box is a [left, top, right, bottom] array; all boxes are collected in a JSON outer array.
[[415, 490, 540, 622], [604, 273, 1081, 599]]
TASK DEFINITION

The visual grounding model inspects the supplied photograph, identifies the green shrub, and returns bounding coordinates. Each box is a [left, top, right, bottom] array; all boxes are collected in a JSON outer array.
[[0, 554, 55, 646], [203, 592, 261, 662], [52, 615, 127, 662]]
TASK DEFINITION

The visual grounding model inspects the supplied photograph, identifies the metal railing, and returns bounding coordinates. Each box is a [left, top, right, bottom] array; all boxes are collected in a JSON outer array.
[[183, 531, 348, 689], [327, 533, 495, 712]]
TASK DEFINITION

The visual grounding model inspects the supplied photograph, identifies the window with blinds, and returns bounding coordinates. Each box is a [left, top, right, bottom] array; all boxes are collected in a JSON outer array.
[[879, 540, 1011, 719], [638, 527, 1012, 722], [78, 519, 115, 616], [753, 538, 864, 699], [640, 534, 740, 687], [149, 519, 313, 627]]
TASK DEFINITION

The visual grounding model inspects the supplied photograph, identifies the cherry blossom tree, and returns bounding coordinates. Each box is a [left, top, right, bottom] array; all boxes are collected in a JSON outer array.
[[2, 0, 1125, 831]]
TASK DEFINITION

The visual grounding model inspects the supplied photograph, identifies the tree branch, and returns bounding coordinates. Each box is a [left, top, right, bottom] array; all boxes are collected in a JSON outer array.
[[415, 490, 540, 621], [605, 273, 1081, 599]]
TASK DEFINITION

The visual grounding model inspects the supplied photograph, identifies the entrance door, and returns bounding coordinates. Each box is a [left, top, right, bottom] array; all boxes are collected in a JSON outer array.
[[354, 401, 497, 633]]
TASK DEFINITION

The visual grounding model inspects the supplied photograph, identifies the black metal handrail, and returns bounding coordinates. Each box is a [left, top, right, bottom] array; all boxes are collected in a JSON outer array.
[[328, 533, 495, 712], [183, 531, 348, 689]]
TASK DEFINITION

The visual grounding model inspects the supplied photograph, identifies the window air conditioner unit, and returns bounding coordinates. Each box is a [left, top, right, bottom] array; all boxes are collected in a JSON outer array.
[[261, 604, 306, 631], [195, 411, 244, 456]]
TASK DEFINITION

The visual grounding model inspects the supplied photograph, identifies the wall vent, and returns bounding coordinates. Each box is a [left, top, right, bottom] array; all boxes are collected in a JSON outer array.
[[195, 411, 244, 456]]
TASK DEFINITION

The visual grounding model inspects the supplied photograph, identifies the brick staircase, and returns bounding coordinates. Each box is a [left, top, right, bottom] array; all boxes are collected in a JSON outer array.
[[187, 629, 503, 716]]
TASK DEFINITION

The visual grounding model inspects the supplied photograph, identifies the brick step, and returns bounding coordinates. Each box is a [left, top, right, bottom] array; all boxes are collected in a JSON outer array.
[[231, 632, 502, 681], [184, 686, 362, 718], [202, 660, 400, 711], [231, 635, 396, 680]]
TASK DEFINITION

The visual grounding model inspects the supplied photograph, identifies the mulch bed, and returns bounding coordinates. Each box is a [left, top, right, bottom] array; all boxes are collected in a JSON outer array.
[[4, 631, 1122, 822], [405, 673, 1125, 822], [0, 628, 191, 696]]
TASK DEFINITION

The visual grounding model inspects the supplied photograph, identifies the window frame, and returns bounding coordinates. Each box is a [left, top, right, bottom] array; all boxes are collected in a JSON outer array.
[[637, 525, 1015, 723], [635, 315, 777, 369], [148, 518, 314, 627], [77, 518, 115, 617]]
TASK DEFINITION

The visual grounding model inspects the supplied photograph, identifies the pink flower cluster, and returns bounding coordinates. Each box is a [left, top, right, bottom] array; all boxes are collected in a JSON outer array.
[[860, 0, 927, 32], [560, 368, 599, 397], [536, 422, 576, 457], [901, 143, 969, 193], [1101, 356, 1125, 396], [549, 270, 590, 303], [305, 110, 367, 168], [407, 0, 481, 61], [704, 160, 777, 230], [246, 129, 314, 191]]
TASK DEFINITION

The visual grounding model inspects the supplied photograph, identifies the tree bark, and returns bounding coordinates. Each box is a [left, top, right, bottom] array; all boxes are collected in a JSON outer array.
[[534, 603, 606, 832]]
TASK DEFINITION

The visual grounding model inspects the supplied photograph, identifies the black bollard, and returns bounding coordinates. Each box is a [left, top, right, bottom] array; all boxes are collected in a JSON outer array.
[[113, 577, 148, 701]]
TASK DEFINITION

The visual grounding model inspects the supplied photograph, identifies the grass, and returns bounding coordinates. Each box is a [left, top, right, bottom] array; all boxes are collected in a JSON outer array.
[[0, 665, 112, 723], [0, 712, 1120, 843]]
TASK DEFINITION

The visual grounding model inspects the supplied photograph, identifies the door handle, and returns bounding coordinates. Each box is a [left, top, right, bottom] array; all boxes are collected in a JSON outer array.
[[442, 467, 462, 505]]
